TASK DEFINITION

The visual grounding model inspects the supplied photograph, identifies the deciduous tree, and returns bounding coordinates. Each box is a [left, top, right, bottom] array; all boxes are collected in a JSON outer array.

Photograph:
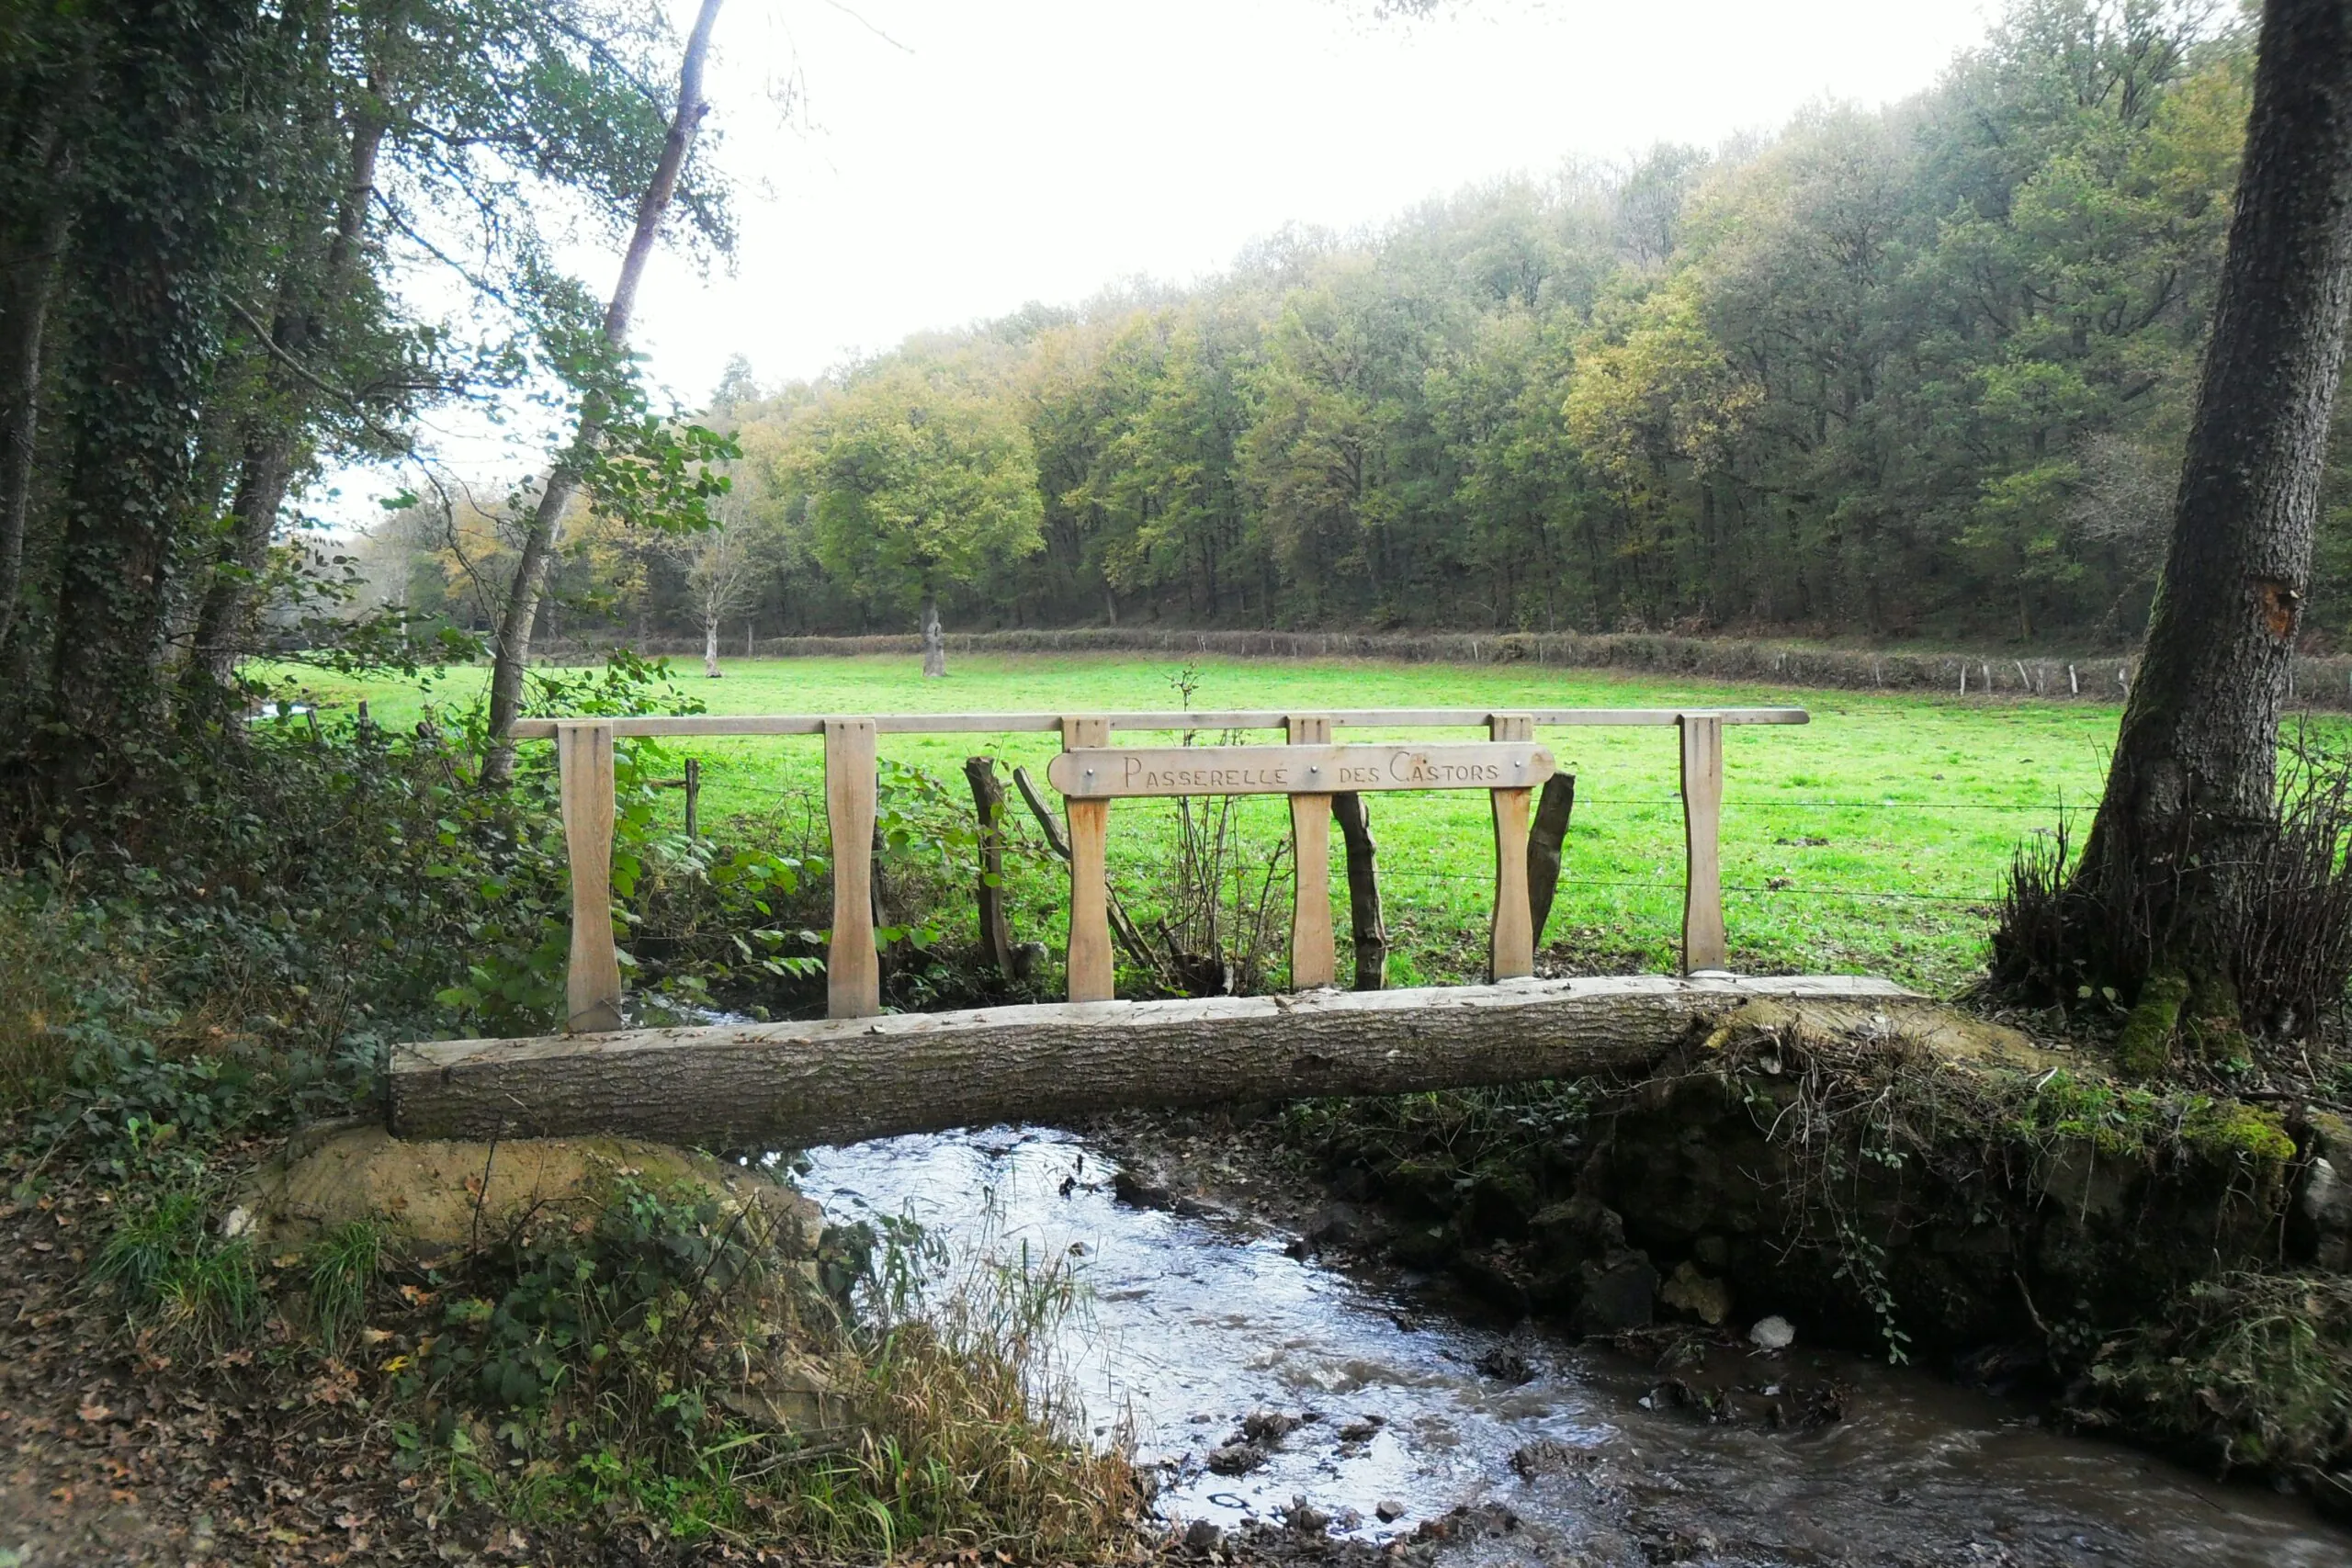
[[792, 366, 1045, 677]]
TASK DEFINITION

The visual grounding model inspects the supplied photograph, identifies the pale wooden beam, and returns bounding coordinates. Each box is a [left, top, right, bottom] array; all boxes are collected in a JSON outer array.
[[557, 719, 625, 1032], [1679, 712, 1728, 974], [1062, 715, 1114, 1002], [506, 706, 1812, 741], [824, 718, 881, 1018], [1488, 712, 1536, 981], [1047, 740, 1550, 797], [1287, 714, 1336, 989]]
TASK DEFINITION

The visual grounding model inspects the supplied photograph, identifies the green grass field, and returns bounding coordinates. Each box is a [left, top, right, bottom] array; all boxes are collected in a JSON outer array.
[[269, 651, 2145, 994]]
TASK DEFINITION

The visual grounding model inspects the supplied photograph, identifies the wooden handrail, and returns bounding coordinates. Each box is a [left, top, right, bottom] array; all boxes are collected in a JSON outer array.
[[508, 706, 1808, 739], [539, 702, 1804, 1032]]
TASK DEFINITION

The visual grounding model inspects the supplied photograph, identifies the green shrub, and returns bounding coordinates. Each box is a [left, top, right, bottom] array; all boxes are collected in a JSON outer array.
[[2075, 1272, 2352, 1472]]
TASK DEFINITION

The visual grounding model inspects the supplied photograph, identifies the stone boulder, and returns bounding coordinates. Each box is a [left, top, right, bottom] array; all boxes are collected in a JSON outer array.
[[2294, 1110, 2352, 1270]]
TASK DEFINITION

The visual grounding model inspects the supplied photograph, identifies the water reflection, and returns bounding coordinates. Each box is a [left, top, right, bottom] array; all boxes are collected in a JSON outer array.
[[797, 1126, 2342, 1566]]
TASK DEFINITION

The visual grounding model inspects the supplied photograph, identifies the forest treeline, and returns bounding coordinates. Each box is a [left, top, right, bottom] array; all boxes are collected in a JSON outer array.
[[375, 0, 2352, 654]]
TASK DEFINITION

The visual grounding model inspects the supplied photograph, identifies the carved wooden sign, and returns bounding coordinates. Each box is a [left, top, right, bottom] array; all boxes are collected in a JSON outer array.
[[1046, 742, 1555, 799]]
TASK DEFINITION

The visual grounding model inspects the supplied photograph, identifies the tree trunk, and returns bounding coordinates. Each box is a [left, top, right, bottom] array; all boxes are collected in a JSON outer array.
[[40, 0, 261, 775], [921, 592, 945, 678], [0, 200, 68, 659], [481, 0, 725, 784], [703, 618, 719, 678], [390, 975, 1915, 1147], [186, 71, 392, 692], [2058, 0, 2352, 1020]]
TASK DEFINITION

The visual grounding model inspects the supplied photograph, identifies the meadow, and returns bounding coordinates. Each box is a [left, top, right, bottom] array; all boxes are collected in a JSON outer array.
[[273, 651, 2142, 994]]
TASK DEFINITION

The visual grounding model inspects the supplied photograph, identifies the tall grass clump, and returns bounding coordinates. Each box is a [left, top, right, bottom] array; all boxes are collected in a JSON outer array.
[[368, 1179, 1143, 1560], [1990, 733, 2352, 1056], [90, 1179, 261, 1351], [785, 1212, 1141, 1561]]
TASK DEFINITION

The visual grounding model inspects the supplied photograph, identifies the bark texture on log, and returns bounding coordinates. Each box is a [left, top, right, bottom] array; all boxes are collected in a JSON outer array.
[[390, 975, 1911, 1148], [2069, 0, 2352, 985]]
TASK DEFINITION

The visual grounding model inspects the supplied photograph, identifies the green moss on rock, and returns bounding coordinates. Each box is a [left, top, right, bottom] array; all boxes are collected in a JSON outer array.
[[2180, 1099, 2296, 1168]]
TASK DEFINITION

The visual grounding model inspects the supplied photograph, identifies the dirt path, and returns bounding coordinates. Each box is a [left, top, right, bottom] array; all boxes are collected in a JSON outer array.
[[0, 1163, 493, 1568]]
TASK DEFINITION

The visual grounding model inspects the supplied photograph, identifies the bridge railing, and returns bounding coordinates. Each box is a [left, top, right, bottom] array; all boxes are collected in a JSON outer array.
[[509, 706, 1809, 1031]]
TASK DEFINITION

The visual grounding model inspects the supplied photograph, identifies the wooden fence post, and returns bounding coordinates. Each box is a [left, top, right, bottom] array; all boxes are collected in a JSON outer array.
[[964, 756, 1018, 976], [1679, 712, 1727, 974], [1525, 773, 1577, 945], [1286, 715, 1336, 989], [1329, 793, 1387, 990], [824, 718, 881, 1019], [1062, 716, 1114, 1002], [1488, 712, 1535, 981], [557, 719, 625, 1032]]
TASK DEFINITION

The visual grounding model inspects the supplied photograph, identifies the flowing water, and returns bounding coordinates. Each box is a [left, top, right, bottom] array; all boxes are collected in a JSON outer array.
[[797, 1126, 2346, 1567]]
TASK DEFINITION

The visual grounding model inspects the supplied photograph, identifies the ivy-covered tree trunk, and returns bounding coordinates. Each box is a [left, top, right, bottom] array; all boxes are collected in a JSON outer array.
[[2057, 0, 2352, 1050], [40, 0, 265, 779], [481, 0, 724, 786], [0, 37, 85, 665], [0, 199, 67, 659]]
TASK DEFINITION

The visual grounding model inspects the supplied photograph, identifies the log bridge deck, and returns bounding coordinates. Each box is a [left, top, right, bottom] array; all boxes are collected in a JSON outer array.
[[390, 974, 1916, 1147], [390, 705, 1895, 1148]]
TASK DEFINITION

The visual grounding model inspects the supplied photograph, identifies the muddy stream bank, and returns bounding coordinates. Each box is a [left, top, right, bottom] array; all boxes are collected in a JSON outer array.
[[794, 1124, 2342, 1568]]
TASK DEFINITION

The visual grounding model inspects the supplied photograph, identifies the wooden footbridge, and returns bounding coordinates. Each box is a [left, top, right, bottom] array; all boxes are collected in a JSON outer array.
[[390, 705, 1916, 1148]]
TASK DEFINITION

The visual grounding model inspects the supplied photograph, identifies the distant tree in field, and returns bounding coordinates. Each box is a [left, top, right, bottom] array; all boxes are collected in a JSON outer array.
[[683, 470, 765, 676], [1994, 0, 2352, 1057], [793, 367, 1044, 676]]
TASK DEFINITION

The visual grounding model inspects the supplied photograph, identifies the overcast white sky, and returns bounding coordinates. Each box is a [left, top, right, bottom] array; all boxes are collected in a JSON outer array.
[[363, 0, 2002, 513], [620, 0, 1997, 404]]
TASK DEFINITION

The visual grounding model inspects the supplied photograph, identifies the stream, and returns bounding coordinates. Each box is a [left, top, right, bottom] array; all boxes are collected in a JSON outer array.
[[796, 1125, 2346, 1567]]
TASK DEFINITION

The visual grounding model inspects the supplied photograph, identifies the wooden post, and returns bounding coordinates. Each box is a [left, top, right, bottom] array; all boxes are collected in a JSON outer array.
[[824, 718, 881, 1019], [1286, 715, 1336, 989], [557, 719, 625, 1032], [1488, 713, 1535, 981], [965, 756, 1017, 976], [1526, 773, 1577, 946], [1330, 793, 1387, 990], [1062, 716, 1114, 1002], [683, 756, 700, 839], [1679, 712, 1727, 975]]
